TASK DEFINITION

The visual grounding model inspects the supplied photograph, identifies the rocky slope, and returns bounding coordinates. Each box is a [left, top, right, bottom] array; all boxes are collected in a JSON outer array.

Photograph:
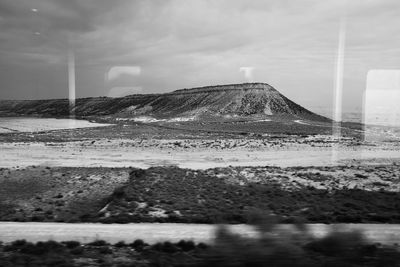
[[0, 83, 328, 121]]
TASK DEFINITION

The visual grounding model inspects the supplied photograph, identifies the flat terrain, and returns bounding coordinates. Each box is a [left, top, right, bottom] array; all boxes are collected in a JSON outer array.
[[0, 137, 399, 169], [0, 118, 399, 228], [1, 164, 400, 224], [0, 166, 128, 223], [0, 117, 111, 133]]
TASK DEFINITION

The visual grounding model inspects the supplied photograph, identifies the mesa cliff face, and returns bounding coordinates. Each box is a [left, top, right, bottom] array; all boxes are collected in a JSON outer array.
[[0, 83, 328, 121]]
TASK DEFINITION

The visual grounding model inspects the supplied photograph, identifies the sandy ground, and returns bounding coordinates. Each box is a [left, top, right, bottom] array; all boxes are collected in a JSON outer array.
[[0, 117, 111, 133], [1, 119, 400, 246], [1, 222, 399, 245], [0, 139, 399, 169]]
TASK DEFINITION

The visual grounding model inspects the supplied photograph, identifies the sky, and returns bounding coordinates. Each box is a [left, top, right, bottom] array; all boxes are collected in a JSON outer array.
[[0, 0, 399, 114]]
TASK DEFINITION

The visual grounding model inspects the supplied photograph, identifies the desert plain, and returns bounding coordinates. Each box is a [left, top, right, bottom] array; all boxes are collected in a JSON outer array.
[[1, 84, 400, 266], [0, 115, 399, 226]]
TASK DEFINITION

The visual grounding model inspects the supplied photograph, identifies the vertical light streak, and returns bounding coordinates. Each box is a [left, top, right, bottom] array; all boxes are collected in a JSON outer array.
[[333, 18, 346, 134], [239, 67, 254, 83], [68, 47, 76, 119], [331, 17, 346, 163]]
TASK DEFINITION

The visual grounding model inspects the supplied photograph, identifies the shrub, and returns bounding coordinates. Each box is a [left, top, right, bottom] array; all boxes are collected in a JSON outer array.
[[195, 211, 400, 267], [130, 239, 148, 252], [114, 241, 127, 248], [11, 239, 28, 247], [151, 242, 163, 252], [31, 215, 45, 222], [3, 240, 34, 253], [17, 241, 64, 255], [305, 231, 365, 257], [129, 169, 146, 180], [197, 242, 209, 250], [70, 246, 84, 255], [112, 187, 125, 198], [161, 242, 179, 253], [176, 240, 195, 252], [87, 240, 109, 247], [130, 239, 145, 248], [98, 246, 112, 254], [61, 240, 81, 249]]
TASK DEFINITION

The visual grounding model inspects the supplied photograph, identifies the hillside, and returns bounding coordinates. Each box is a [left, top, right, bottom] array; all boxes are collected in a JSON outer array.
[[0, 83, 329, 122]]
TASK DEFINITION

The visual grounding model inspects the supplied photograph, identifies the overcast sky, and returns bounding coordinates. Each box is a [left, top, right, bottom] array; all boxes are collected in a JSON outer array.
[[0, 0, 399, 113]]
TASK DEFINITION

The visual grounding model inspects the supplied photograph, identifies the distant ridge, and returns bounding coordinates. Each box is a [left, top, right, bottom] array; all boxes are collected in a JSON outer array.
[[171, 82, 275, 94], [0, 83, 329, 122]]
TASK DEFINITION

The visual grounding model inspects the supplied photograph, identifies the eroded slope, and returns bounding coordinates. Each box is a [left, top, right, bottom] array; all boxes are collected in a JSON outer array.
[[0, 83, 329, 122]]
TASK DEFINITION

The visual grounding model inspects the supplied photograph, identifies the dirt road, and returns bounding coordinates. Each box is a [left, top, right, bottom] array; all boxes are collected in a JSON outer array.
[[1, 222, 400, 245], [0, 139, 399, 169]]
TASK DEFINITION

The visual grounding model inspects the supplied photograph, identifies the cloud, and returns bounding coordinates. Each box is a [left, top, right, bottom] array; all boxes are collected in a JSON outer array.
[[0, 0, 399, 112], [0, 0, 94, 33]]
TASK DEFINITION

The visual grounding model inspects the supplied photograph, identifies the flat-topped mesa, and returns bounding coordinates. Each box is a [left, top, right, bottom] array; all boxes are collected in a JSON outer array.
[[170, 83, 276, 95], [0, 82, 329, 122]]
